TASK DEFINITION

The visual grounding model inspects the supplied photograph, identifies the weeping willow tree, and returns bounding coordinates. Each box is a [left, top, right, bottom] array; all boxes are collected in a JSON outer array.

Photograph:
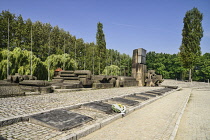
[[44, 53, 77, 79], [0, 47, 47, 80], [102, 65, 120, 76]]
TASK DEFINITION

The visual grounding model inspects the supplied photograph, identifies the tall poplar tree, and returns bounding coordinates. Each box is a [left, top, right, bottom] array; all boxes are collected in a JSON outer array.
[[96, 22, 106, 74], [179, 7, 203, 81]]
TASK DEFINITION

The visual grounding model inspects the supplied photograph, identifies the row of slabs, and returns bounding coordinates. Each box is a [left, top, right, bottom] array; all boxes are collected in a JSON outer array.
[[29, 88, 173, 131]]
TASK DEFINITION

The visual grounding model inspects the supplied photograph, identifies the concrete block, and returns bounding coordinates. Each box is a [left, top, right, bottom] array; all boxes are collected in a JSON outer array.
[[138, 48, 147, 57]]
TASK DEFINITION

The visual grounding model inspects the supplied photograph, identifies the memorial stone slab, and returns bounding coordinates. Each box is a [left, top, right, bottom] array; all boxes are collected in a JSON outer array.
[[145, 91, 163, 95], [136, 92, 157, 97], [82, 102, 113, 114], [125, 95, 149, 101], [29, 109, 93, 131], [110, 98, 139, 106]]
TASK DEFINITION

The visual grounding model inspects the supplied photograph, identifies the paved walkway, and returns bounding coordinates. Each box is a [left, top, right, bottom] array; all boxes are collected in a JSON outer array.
[[81, 88, 191, 140], [175, 87, 210, 140], [0, 87, 161, 120], [0, 80, 209, 140], [0, 87, 162, 140]]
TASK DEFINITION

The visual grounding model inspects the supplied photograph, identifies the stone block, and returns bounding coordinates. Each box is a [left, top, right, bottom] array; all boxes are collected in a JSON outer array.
[[52, 79, 64, 83], [109, 78, 116, 87], [132, 49, 138, 64], [138, 48, 147, 57], [79, 78, 92, 86], [115, 80, 120, 87], [40, 86, 52, 94], [62, 77, 79, 80], [92, 75, 107, 82], [19, 80, 50, 86], [0, 84, 24, 97], [137, 55, 146, 64], [60, 74, 76, 77], [78, 75, 90, 78], [148, 70, 155, 74], [92, 83, 113, 89], [60, 71, 74, 75], [74, 70, 92, 78], [20, 85, 40, 92]]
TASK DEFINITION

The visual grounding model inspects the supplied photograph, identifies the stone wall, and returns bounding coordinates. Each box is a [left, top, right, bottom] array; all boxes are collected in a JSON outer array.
[[0, 83, 24, 97]]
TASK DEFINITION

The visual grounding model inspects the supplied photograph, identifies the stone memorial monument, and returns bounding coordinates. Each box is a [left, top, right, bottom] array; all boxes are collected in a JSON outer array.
[[132, 48, 147, 86]]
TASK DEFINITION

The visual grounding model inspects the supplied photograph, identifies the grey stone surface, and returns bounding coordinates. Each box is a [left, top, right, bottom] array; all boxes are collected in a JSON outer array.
[[29, 109, 93, 131], [136, 92, 157, 97], [19, 80, 50, 86], [110, 98, 139, 106], [125, 95, 149, 101], [92, 83, 113, 89], [82, 102, 113, 114], [145, 91, 163, 95], [0, 84, 24, 97]]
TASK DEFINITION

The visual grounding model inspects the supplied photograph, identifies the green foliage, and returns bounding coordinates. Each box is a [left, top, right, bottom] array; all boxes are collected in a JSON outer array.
[[44, 54, 77, 79], [1, 10, 208, 83], [179, 7, 203, 80], [0, 47, 47, 80], [96, 22, 106, 74], [146, 51, 209, 81], [147, 52, 186, 79], [102, 65, 120, 76], [0, 10, 133, 80]]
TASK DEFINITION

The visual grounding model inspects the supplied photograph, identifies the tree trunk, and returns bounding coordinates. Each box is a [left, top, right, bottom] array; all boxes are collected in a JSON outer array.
[[189, 69, 192, 82]]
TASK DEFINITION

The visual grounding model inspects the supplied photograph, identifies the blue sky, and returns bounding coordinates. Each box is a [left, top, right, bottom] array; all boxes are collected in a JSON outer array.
[[0, 0, 209, 56]]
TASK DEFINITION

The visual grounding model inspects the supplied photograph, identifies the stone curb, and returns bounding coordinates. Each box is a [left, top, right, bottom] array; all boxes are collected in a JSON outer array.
[[60, 88, 180, 140]]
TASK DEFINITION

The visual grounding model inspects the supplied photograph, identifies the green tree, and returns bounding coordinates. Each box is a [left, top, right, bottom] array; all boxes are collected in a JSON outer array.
[[0, 47, 48, 80], [179, 7, 203, 82], [102, 65, 120, 76], [96, 22, 106, 74], [44, 54, 77, 79]]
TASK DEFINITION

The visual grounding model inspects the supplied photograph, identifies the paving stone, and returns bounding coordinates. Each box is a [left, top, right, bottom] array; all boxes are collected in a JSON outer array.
[[29, 109, 93, 131]]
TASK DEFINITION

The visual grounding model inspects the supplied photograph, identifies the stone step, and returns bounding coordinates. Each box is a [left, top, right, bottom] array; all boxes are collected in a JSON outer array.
[[60, 74, 77, 77], [60, 71, 74, 74]]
